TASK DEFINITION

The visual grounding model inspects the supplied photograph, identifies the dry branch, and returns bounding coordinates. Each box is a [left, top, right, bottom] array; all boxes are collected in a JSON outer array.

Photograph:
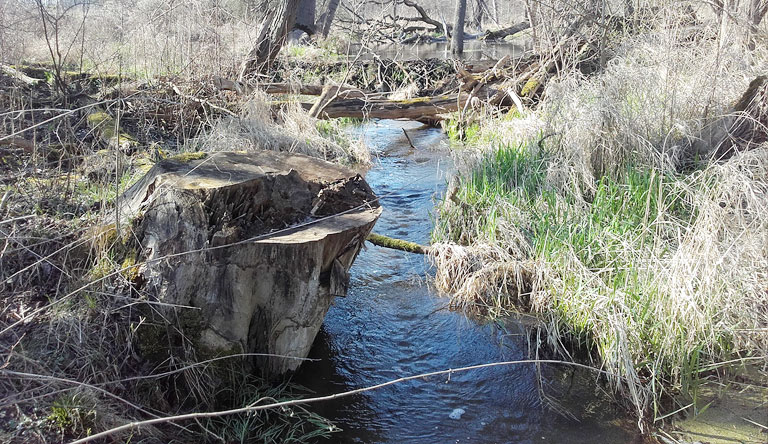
[[0, 64, 42, 86]]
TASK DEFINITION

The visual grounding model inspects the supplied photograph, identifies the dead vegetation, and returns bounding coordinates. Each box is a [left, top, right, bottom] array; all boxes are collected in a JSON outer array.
[[429, 15, 768, 429], [0, 64, 368, 442]]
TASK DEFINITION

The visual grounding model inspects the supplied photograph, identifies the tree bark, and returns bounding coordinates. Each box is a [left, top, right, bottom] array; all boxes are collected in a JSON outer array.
[[747, 0, 768, 50], [116, 151, 381, 375], [239, 0, 301, 78], [319, 0, 340, 38], [471, 0, 485, 29], [451, 0, 467, 55], [295, 0, 316, 35]]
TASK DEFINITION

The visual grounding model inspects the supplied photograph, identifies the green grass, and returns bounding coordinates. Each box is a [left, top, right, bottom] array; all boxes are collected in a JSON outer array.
[[206, 374, 336, 443], [444, 117, 481, 144], [431, 141, 751, 417]]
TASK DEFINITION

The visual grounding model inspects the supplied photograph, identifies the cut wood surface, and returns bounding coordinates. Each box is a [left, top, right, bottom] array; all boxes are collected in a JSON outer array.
[[115, 151, 381, 374]]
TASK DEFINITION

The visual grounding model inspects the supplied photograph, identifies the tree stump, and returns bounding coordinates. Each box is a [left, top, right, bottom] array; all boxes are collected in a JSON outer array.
[[118, 151, 381, 374], [691, 76, 768, 163]]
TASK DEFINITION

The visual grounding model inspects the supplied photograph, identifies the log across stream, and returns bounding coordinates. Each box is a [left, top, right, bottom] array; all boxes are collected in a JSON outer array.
[[292, 120, 646, 443]]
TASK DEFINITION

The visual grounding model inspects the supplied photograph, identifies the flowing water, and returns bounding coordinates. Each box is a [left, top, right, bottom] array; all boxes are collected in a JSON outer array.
[[293, 120, 646, 443]]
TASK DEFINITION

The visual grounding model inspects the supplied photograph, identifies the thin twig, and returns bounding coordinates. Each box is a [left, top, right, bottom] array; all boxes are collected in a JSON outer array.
[[68, 359, 621, 444]]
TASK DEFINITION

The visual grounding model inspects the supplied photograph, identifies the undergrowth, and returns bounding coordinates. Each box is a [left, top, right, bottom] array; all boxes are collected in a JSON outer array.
[[430, 30, 768, 424], [0, 69, 364, 443]]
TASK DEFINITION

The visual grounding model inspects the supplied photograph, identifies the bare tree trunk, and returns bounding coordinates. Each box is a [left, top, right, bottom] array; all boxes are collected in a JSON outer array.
[[472, 0, 486, 29], [296, 0, 316, 35], [451, 0, 467, 55], [525, 0, 539, 50], [239, 0, 301, 77], [319, 0, 340, 37], [747, 0, 768, 49]]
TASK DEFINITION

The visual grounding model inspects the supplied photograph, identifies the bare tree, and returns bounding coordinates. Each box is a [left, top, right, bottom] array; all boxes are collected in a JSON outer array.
[[240, 0, 301, 78], [470, 0, 486, 29], [748, 0, 768, 49], [33, 0, 90, 95], [451, 0, 467, 55], [317, 0, 340, 37], [296, 0, 316, 34]]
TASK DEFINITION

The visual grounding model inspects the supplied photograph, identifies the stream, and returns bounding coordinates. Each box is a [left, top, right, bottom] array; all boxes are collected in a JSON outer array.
[[293, 120, 645, 443]]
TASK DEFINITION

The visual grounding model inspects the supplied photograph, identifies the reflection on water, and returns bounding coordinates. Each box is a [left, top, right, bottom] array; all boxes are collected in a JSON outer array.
[[346, 40, 529, 61], [293, 120, 644, 443]]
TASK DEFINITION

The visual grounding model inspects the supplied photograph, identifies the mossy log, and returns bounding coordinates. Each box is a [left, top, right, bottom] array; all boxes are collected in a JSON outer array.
[[86, 108, 139, 152], [366, 233, 429, 254], [115, 150, 381, 374]]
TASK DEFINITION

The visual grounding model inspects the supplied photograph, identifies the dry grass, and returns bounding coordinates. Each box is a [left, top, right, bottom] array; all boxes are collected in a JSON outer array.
[[185, 91, 370, 165], [0, 69, 364, 442], [430, 19, 768, 424], [0, 0, 263, 77]]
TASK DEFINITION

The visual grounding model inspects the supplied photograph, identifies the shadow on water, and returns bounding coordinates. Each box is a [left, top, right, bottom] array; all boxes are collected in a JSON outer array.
[[293, 120, 647, 443]]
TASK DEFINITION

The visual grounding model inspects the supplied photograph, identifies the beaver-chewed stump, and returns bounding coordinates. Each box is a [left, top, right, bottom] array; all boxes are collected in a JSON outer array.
[[118, 151, 381, 374]]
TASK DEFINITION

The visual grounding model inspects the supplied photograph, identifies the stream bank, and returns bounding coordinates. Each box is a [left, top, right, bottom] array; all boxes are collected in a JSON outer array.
[[293, 119, 647, 443]]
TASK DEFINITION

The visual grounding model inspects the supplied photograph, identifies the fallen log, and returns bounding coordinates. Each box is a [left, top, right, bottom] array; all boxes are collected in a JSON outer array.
[[214, 78, 373, 99], [0, 137, 35, 152], [402, 0, 451, 35], [689, 75, 768, 164], [299, 94, 470, 120], [264, 83, 369, 98], [0, 64, 42, 86], [367, 233, 429, 254], [482, 22, 531, 40]]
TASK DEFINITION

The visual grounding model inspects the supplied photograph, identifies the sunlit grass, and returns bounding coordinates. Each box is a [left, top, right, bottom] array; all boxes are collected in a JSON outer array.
[[431, 140, 768, 420]]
